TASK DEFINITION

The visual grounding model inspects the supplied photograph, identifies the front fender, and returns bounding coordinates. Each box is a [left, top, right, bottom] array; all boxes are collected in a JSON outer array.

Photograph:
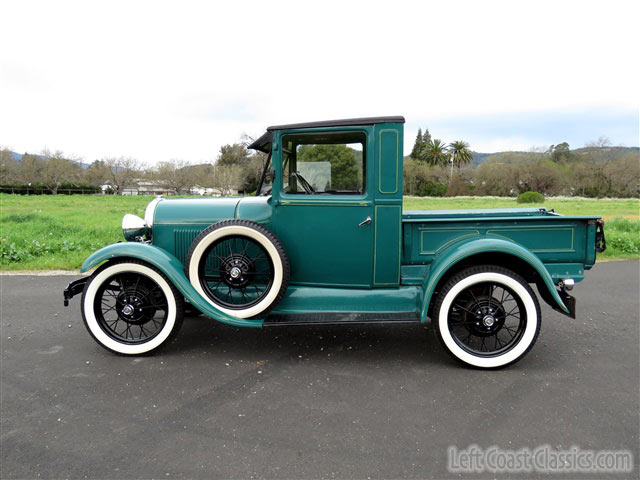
[[81, 243, 263, 328], [420, 237, 569, 321]]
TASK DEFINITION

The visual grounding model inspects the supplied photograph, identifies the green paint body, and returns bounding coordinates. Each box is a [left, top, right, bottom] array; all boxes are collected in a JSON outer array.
[[81, 120, 602, 326]]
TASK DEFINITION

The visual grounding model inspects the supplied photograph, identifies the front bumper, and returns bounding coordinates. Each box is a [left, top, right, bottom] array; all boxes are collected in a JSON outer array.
[[63, 277, 88, 306]]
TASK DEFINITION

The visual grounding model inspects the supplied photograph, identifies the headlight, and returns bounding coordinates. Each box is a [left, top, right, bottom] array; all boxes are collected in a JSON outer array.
[[122, 214, 148, 241]]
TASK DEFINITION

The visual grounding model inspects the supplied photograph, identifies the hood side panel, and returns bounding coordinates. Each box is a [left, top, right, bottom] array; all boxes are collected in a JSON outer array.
[[150, 196, 274, 267], [151, 197, 240, 265], [154, 198, 240, 225]]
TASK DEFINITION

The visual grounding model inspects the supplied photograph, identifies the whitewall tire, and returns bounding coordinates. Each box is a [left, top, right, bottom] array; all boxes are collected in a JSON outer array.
[[185, 220, 290, 319], [433, 265, 541, 369], [81, 260, 184, 355]]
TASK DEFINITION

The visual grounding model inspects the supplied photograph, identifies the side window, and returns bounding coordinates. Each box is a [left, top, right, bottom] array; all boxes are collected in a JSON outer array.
[[281, 132, 365, 195]]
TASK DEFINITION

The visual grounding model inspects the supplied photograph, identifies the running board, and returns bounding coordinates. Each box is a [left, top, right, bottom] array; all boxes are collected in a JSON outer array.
[[263, 312, 420, 327]]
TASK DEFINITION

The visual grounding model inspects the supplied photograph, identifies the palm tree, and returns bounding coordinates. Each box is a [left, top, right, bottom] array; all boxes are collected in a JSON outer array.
[[423, 139, 449, 166], [448, 141, 472, 168]]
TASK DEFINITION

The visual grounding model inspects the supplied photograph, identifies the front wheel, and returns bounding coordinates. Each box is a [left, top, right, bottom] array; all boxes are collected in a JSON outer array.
[[433, 265, 541, 369], [81, 260, 184, 355]]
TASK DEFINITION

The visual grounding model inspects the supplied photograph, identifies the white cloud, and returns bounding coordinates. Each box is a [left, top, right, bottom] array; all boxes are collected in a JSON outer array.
[[1, 0, 638, 162]]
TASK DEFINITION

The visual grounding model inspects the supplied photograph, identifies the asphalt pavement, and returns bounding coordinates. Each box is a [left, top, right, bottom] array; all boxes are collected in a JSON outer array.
[[1, 261, 639, 479]]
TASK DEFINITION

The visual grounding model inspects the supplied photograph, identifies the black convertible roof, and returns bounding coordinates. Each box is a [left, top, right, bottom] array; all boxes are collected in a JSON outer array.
[[247, 116, 405, 152]]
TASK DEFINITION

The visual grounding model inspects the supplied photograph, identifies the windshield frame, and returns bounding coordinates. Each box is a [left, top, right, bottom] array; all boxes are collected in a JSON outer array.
[[255, 150, 273, 196]]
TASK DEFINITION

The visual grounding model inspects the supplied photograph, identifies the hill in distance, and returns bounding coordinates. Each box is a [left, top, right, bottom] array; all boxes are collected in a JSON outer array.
[[7, 151, 91, 169]]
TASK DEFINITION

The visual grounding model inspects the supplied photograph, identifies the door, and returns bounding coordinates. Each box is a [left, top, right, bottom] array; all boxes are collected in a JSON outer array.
[[273, 129, 374, 288]]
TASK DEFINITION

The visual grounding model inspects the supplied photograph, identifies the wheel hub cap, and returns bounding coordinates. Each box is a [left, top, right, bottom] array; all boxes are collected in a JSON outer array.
[[220, 254, 254, 288], [116, 292, 153, 325], [482, 315, 496, 327], [460, 297, 506, 336]]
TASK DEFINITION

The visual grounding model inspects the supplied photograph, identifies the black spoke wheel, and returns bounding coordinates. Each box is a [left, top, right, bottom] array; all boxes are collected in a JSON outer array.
[[81, 260, 184, 355], [433, 265, 541, 369], [94, 272, 169, 344], [448, 281, 526, 357], [198, 235, 274, 309]]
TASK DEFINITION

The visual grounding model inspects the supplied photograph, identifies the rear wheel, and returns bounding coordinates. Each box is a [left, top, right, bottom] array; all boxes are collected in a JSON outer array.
[[433, 265, 541, 368], [81, 260, 184, 355]]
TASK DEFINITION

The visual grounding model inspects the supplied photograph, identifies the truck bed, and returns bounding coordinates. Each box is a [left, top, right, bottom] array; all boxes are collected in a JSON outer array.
[[401, 207, 601, 283]]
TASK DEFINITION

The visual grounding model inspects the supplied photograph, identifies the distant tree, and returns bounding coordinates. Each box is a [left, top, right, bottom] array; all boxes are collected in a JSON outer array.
[[586, 136, 612, 148], [582, 136, 619, 196], [518, 158, 563, 195], [550, 142, 572, 163], [410, 128, 432, 160], [403, 156, 449, 196], [607, 152, 640, 197], [410, 128, 424, 159], [0, 147, 20, 184], [474, 160, 519, 196], [101, 157, 143, 195], [403, 156, 421, 195], [448, 141, 472, 167], [240, 133, 270, 193], [423, 139, 449, 166], [296, 144, 361, 190], [446, 173, 471, 196], [422, 128, 432, 145], [155, 159, 197, 194], [206, 165, 243, 196], [39, 149, 81, 194], [19, 153, 46, 184], [84, 160, 111, 187], [241, 133, 269, 165], [217, 143, 250, 166]]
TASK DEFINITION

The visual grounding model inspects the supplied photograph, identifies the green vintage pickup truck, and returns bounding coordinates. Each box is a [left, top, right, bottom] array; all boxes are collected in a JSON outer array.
[[64, 116, 606, 368]]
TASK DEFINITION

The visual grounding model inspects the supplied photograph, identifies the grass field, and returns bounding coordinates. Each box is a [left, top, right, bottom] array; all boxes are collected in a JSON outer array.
[[1, 194, 638, 271]]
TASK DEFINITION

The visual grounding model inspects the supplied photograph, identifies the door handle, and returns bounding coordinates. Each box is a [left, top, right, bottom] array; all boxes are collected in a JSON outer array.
[[359, 216, 372, 227]]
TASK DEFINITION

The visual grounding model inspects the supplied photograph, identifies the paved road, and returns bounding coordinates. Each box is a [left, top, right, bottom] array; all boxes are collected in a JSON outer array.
[[1, 261, 638, 479]]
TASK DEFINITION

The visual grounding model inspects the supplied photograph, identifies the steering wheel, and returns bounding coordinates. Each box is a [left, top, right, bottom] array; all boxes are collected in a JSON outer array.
[[291, 172, 316, 194]]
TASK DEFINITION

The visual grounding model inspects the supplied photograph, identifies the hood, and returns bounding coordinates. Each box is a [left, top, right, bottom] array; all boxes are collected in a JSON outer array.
[[153, 197, 241, 225]]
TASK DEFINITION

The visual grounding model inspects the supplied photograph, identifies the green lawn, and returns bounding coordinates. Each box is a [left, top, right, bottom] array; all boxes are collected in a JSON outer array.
[[0, 195, 151, 270], [1, 194, 638, 271]]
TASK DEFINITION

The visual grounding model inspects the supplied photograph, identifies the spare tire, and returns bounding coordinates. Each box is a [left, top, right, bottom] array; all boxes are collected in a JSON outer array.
[[185, 219, 290, 319]]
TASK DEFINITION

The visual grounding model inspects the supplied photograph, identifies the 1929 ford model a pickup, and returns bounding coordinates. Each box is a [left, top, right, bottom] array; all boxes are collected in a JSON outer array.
[[64, 116, 606, 368]]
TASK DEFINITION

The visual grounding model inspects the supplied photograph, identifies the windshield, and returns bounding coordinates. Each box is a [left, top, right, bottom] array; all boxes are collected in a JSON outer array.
[[256, 151, 273, 196]]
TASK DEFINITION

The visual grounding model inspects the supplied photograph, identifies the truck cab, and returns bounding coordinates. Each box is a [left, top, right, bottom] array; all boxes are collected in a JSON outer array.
[[249, 116, 405, 288]]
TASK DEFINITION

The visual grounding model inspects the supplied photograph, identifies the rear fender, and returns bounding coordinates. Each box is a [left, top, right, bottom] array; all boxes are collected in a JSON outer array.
[[420, 237, 569, 322], [81, 243, 263, 328]]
